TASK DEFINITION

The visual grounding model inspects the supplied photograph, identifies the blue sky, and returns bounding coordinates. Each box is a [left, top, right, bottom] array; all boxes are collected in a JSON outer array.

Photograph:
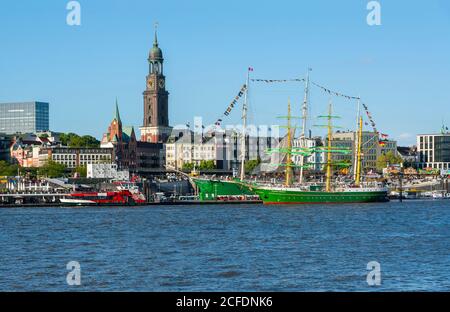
[[1, 0, 450, 145]]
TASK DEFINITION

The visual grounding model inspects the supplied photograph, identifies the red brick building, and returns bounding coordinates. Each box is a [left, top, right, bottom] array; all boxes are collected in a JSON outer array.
[[101, 101, 137, 170]]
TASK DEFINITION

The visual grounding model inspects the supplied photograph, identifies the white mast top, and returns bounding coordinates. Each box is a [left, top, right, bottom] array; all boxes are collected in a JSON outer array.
[[353, 97, 361, 180], [301, 68, 311, 137], [299, 68, 311, 184], [240, 70, 250, 181]]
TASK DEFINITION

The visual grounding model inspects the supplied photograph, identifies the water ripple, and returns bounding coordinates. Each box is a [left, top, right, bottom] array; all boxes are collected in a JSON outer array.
[[0, 201, 450, 291]]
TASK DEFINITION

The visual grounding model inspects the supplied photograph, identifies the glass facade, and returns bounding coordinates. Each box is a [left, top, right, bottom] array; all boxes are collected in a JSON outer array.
[[0, 134, 12, 161], [434, 135, 450, 163], [0, 102, 49, 134]]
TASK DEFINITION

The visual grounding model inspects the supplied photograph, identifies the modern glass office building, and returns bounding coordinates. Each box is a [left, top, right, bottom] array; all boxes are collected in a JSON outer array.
[[0, 102, 49, 134], [417, 133, 450, 170], [0, 134, 12, 161]]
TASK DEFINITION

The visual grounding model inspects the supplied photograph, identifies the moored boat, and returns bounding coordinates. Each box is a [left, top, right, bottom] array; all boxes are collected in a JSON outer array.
[[247, 184, 388, 204], [193, 70, 390, 205], [241, 100, 389, 205], [193, 178, 257, 201], [60, 190, 146, 205]]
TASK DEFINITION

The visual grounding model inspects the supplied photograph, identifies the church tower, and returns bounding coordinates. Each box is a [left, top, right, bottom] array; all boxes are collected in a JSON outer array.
[[140, 26, 172, 143], [109, 99, 123, 142]]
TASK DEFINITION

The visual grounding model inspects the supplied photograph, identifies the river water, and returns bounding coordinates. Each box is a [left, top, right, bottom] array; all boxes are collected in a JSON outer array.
[[0, 200, 449, 291]]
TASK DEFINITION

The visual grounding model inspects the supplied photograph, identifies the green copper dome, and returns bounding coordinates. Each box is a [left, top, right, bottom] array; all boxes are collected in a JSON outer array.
[[149, 31, 163, 61]]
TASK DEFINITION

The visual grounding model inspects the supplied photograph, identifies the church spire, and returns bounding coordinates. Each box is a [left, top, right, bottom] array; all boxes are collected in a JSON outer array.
[[149, 22, 163, 63], [154, 22, 158, 47], [114, 98, 121, 123]]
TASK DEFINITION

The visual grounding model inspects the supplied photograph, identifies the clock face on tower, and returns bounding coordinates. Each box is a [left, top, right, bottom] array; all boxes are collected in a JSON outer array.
[[148, 80, 154, 89], [158, 79, 165, 89]]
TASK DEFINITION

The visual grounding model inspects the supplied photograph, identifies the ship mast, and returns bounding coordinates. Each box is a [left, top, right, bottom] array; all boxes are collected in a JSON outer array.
[[240, 70, 250, 181], [315, 101, 350, 192], [299, 69, 311, 184], [355, 116, 363, 186], [268, 99, 299, 186], [353, 98, 361, 181], [325, 101, 333, 193], [286, 100, 293, 187]]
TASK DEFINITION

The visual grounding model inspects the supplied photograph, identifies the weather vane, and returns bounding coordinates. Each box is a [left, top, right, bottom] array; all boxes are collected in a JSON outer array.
[[153, 21, 159, 44]]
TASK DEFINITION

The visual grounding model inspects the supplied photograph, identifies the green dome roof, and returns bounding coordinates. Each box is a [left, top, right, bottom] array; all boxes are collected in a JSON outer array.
[[150, 45, 163, 60], [149, 31, 163, 60]]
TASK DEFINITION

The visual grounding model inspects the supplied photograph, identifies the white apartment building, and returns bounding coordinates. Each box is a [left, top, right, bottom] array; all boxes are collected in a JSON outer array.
[[87, 163, 130, 180], [51, 148, 113, 169], [165, 133, 217, 170], [10, 145, 114, 169], [417, 133, 450, 170], [165, 128, 279, 171], [292, 137, 325, 171]]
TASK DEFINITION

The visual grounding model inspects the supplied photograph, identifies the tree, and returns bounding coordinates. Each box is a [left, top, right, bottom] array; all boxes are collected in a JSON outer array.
[[74, 166, 87, 178], [59, 133, 72, 146], [0, 161, 19, 177], [199, 160, 216, 170], [245, 158, 261, 173], [23, 167, 38, 179], [60, 133, 100, 148], [79, 135, 100, 148], [376, 151, 403, 171], [40, 161, 67, 178], [182, 162, 194, 171]]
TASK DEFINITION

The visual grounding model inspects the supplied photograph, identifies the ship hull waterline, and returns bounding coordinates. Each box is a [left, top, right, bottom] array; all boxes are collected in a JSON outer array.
[[249, 186, 389, 205], [193, 178, 256, 201], [193, 178, 389, 205]]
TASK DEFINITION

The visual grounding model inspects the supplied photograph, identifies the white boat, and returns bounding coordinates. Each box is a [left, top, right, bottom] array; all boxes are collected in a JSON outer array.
[[432, 192, 444, 199], [60, 198, 96, 204]]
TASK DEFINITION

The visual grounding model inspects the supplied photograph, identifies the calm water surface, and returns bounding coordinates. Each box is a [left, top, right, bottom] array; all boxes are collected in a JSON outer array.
[[0, 200, 449, 291]]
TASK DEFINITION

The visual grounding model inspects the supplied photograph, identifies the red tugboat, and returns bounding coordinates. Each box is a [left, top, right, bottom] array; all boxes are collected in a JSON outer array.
[[60, 190, 146, 205]]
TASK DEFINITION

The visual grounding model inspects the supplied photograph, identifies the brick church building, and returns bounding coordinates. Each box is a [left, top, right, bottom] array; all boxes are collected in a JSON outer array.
[[140, 29, 172, 143], [101, 101, 137, 170], [101, 28, 170, 171]]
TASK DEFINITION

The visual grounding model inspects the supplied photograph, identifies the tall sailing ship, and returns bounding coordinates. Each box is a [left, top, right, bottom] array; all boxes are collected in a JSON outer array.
[[245, 101, 389, 204], [193, 69, 389, 204]]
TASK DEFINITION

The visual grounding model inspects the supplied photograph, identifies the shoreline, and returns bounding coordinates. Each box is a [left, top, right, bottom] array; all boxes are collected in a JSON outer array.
[[0, 200, 263, 208], [2, 197, 448, 208]]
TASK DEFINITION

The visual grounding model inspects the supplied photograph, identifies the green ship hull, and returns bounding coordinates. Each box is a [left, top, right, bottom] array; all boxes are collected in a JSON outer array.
[[193, 178, 256, 201], [193, 178, 388, 204], [248, 185, 389, 205]]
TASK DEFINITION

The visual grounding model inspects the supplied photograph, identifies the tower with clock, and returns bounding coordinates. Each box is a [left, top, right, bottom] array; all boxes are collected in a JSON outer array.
[[140, 26, 172, 143]]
